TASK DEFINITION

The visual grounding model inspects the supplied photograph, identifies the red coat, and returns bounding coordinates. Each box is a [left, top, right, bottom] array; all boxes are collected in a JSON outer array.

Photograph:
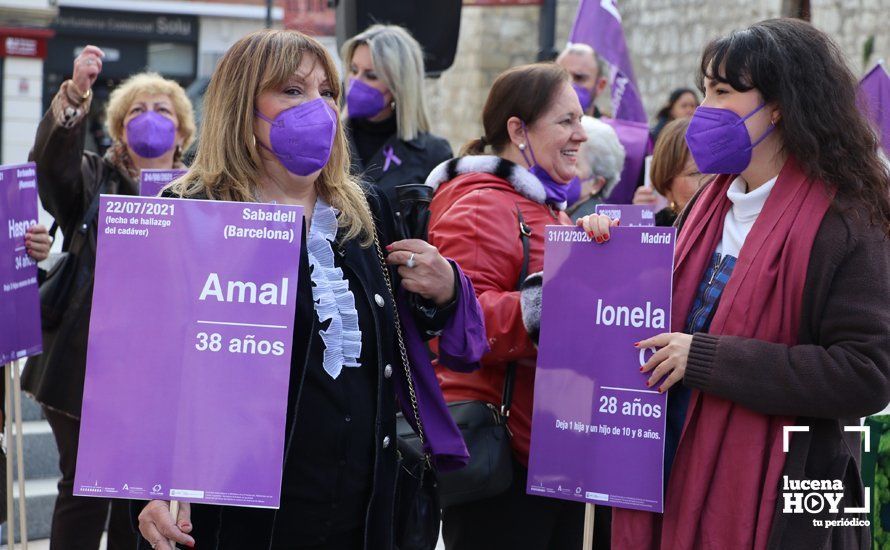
[[427, 156, 572, 464]]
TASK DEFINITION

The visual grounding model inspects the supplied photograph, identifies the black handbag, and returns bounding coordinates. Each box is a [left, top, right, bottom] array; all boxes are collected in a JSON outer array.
[[393, 183, 433, 242], [397, 205, 531, 509], [39, 174, 109, 329], [374, 233, 441, 550]]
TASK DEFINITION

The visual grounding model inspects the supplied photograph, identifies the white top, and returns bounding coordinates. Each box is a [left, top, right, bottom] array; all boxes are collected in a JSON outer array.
[[306, 198, 363, 380], [716, 175, 778, 258]]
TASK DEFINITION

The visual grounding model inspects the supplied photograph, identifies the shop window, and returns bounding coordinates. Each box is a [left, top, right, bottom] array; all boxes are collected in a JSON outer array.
[[147, 42, 195, 77]]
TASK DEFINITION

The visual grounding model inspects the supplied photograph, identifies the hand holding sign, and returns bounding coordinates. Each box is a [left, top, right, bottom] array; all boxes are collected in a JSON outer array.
[[138, 500, 194, 549], [576, 213, 619, 243], [637, 332, 692, 393], [24, 224, 51, 261]]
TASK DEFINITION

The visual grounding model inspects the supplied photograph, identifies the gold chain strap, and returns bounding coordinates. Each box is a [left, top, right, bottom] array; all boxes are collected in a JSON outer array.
[[373, 232, 428, 455]]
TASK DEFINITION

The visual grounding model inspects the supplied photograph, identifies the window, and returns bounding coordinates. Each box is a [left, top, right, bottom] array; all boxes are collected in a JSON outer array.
[[147, 42, 195, 77]]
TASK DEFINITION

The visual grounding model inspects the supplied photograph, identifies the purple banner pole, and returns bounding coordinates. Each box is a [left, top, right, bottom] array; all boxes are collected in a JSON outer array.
[[595, 203, 655, 227], [75, 196, 304, 508], [527, 225, 675, 513], [140, 169, 188, 197], [1, 162, 41, 364], [570, 0, 647, 124], [859, 62, 890, 155]]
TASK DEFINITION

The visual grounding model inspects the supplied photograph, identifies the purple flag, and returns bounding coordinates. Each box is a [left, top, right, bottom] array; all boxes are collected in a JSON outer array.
[[601, 117, 651, 204], [140, 169, 187, 197], [526, 225, 674, 512], [859, 62, 890, 155], [1, 162, 41, 364], [570, 0, 647, 123], [75, 196, 303, 508], [595, 203, 655, 226]]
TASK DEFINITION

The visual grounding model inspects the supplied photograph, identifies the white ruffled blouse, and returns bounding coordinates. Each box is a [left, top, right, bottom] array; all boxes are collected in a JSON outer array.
[[306, 198, 363, 379]]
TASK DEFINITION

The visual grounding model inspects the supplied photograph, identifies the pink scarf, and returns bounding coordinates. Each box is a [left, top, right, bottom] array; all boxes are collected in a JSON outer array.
[[613, 156, 833, 549]]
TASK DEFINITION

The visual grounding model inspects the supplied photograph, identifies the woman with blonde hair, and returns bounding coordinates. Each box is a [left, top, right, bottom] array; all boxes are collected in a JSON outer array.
[[24, 46, 195, 549], [136, 29, 485, 550], [341, 24, 452, 214]]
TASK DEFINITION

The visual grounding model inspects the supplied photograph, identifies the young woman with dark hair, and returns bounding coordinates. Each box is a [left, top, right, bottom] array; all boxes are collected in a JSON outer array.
[[650, 87, 699, 143], [581, 18, 890, 549]]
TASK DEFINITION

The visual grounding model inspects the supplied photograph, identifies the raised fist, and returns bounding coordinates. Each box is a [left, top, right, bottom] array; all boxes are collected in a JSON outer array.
[[72, 45, 105, 97]]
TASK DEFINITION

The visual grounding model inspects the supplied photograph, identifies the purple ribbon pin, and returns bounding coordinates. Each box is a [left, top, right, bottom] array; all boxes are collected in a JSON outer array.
[[382, 146, 402, 172]]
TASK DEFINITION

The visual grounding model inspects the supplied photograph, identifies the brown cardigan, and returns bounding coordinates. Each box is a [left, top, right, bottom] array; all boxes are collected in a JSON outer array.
[[677, 192, 890, 549]]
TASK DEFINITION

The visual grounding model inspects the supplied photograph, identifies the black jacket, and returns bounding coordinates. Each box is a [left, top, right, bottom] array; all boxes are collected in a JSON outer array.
[[347, 122, 452, 215], [134, 188, 448, 550], [24, 93, 138, 418]]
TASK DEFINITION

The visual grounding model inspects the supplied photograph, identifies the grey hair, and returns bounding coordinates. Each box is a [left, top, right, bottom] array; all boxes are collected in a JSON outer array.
[[580, 116, 625, 196], [558, 43, 609, 81], [341, 24, 430, 141]]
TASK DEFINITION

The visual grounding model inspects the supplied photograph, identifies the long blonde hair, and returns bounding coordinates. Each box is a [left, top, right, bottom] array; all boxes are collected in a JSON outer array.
[[170, 29, 374, 245], [340, 24, 430, 141]]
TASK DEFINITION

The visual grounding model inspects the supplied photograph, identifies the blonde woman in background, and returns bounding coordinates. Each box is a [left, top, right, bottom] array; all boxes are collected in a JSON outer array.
[[341, 24, 452, 215], [136, 29, 483, 550]]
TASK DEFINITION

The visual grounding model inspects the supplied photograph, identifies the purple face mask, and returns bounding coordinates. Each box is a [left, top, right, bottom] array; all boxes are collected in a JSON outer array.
[[255, 98, 337, 176], [685, 103, 775, 175], [346, 78, 387, 120], [520, 121, 573, 207], [126, 111, 176, 159], [572, 82, 593, 113]]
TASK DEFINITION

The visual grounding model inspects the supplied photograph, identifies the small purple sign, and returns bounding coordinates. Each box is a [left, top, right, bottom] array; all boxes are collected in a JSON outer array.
[[527, 225, 675, 512], [75, 196, 304, 508], [140, 169, 187, 197], [595, 204, 656, 227], [0, 162, 41, 364]]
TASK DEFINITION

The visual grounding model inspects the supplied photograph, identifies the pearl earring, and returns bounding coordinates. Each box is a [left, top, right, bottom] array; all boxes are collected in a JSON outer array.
[[518, 143, 526, 151]]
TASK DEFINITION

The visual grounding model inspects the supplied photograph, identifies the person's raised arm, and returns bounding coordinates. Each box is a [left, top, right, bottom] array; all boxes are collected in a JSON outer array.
[[30, 45, 105, 226]]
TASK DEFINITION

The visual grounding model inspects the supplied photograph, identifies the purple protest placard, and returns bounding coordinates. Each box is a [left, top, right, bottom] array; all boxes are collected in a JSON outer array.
[[595, 204, 655, 227], [140, 169, 187, 197], [75, 196, 303, 508], [0, 162, 41, 364], [527, 225, 675, 512]]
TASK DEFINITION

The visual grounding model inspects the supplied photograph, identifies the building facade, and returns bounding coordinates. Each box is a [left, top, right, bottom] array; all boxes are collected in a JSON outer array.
[[0, 0, 55, 166], [427, 0, 890, 151]]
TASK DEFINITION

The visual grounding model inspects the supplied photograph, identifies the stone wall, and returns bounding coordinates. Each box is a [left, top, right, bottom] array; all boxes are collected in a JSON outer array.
[[810, 0, 890, 74], [425, 4, 541, 153], [426, 0, 890, 152]]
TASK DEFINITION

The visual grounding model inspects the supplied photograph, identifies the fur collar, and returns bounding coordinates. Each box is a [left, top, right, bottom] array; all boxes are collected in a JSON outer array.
[[424, 155, 566, 210]]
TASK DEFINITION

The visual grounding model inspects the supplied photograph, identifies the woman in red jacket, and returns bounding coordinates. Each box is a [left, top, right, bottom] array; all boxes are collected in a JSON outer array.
[[426, 63, 593, 549]]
